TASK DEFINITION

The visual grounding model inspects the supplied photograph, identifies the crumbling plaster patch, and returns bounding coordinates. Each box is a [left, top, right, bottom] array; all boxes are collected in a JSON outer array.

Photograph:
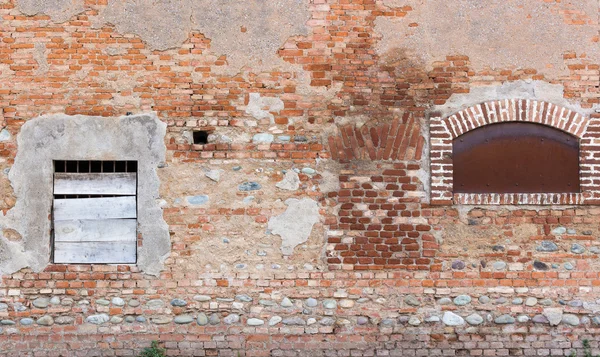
[[0, 113, 170, 276], [16, 0, 85, 23], [33, 43, 49, 76], [375, 0, 599, 76], [91, 0, 310, 74], [158, 162, 326, 271], [268, 198, 320, 256], [94, 0, 192, 53], [245, 93, 285, 124], [431, 80, 598, 120]]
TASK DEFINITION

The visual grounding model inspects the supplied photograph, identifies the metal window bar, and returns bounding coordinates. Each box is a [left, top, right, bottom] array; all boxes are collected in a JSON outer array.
[[53, 160, 137, 199]]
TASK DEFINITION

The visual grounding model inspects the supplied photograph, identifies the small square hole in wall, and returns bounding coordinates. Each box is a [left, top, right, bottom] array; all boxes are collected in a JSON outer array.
[[193, 131, 210, 145]]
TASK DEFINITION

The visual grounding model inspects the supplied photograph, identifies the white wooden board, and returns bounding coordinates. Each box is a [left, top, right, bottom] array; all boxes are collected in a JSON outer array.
[[53, 196, 136, 221], [54, 241, 136, 264], [54, 173, 136, 195], [54, 219, 137, 243]]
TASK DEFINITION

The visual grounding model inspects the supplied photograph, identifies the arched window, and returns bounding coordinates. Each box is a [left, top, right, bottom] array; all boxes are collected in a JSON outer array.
[[453, 122, 579, 194], [430, 99, 597, 205]]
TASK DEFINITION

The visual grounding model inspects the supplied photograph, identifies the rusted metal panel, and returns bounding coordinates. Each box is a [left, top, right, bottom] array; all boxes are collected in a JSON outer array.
[[453, 122, 579, 193]]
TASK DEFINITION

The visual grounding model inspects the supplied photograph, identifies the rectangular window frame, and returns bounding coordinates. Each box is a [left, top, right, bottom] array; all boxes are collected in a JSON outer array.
[[51, 160, 138, 264]]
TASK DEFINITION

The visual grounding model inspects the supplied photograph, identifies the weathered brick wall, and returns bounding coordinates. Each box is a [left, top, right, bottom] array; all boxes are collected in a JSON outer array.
[[0, 0, 599, 356]]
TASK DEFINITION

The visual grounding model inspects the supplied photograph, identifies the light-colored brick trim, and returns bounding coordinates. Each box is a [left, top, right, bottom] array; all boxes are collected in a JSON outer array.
[[430, 99, 598, 205]]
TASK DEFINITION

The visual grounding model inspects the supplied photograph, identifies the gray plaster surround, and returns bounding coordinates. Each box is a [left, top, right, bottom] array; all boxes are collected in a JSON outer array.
[[0, 113, 170, 276]]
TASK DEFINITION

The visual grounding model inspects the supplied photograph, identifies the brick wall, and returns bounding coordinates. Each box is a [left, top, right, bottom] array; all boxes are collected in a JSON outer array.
[[0, 0, 600, 356]]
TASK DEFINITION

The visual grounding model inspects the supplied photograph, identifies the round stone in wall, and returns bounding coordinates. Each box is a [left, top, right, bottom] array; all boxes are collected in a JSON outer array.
[[235, 295, 252, 302], [451, 260, 465, 270], [438, 298, 452, 305], [86, 314, 109, 325], [197, 313, 208, 326], [95, 299, 110, 306], [404, 295, 420, 306], [194, 295, 211, 302], [146, 300, 164, 309], [174, 315, 194, 324], [209, 314, 220, 325], [562, 314, 580, 326], [269, 316, 282, 326], [32, 298, 50, 309], [128, 300, 140, 307], [247, 318, 264, 326], [571, 244, 586, 254], [281, 297, 293, 307], [36, 315, 54, 326], [492, 261, 506, 270], [465, 314, 483, 326], [323, 299, 337, 309], [339, 299, 354, 308], [536, 241, 558, 252], [453, 295, 471, 306], [525, 297, 538, 306], [408, 316, 421, 326], [224, 314, 240, 325], [55, 316, 75, 325], [442, 312, 464, 326], [478, 296, 491, 304], [305, 298, 318, 307], [494, 315, 515, 324], [533, 261, 549, 271], [170, 299, 187, 307]]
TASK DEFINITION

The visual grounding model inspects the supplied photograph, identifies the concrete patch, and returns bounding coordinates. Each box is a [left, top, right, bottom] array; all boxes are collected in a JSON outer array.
[[93, 0, 311, 73], [268, 198, 320, 255], [276, 171, 300, 191], [16, 0, 85, 23], [246, 94, 285, 124], [0, 114, 170, 275], [432, 80, 598, 118], [191, 0, 311, 74], [95, 0, 192, 52]]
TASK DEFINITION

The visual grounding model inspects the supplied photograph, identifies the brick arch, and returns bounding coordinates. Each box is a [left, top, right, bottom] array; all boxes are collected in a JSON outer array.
[[328, 113, 424, 162], [430, 99, 597, 205], [441, 99, 588, 140]]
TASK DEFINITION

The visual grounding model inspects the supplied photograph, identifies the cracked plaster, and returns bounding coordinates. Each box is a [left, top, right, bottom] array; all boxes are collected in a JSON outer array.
[[375, 0, 600, 76]]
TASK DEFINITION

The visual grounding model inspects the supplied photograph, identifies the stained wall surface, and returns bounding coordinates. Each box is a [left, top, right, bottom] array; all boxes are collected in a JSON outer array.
[[0, 0, 599, 355]]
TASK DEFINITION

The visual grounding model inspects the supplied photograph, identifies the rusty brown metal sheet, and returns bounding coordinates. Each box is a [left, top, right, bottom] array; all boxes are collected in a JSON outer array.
[[453, 122, 579, 193]]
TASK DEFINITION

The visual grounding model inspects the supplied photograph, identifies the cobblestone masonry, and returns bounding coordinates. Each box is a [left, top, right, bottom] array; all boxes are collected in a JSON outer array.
[[0, 0, 600, 356]]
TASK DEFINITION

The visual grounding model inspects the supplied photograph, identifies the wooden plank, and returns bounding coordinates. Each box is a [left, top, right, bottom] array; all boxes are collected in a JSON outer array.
[[54, 219, 137, 243], [54, 173, 136, 195], [54, 241, 136, 264], [53, 196, 136, 221]]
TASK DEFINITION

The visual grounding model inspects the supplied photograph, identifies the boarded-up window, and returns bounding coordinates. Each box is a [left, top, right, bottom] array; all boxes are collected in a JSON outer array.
[[52, 161, 137, 264]]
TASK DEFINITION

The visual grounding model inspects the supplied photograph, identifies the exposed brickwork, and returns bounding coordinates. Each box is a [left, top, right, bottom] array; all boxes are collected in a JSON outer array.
[[327, 113, 424, 162], [0, 0, 599, 355], [324, 162, 437, 271]]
